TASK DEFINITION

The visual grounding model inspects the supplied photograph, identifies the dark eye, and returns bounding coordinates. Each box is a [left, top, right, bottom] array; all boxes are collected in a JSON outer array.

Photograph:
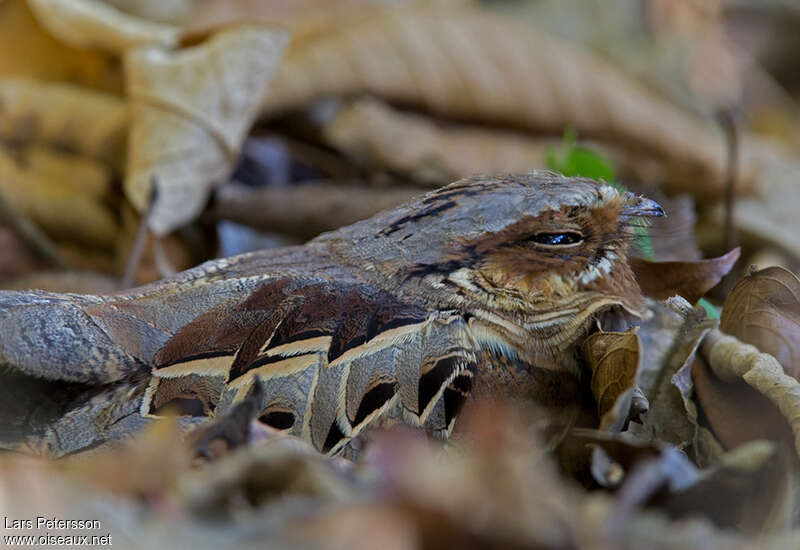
[[528, 232, 584, 246]]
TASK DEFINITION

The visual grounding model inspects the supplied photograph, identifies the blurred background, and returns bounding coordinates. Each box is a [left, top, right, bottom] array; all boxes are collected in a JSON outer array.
[[1, 0, 799, 297]]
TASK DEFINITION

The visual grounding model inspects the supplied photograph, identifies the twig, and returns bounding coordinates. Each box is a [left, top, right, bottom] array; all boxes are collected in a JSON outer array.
[[717, 109, 738, 253], [121, 179, 158, 289], [0, 187, 70, 269]]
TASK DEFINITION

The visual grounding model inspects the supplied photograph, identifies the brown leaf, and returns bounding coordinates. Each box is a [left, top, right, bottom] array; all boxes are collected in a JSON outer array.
[[692, 355, 793, 451], [628, 297, 717, 453], [631, 247, 740, 303], [656, 441, 796, 533], [262, 6, 758, 199], [720, 265, 800, 378], [582, 330, 644, 432], [125, 25, 288, 235], [701, 328, 800, 457]]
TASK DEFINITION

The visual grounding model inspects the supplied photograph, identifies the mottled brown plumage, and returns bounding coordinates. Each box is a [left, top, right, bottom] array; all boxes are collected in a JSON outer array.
[[0, 171, 662, 457]]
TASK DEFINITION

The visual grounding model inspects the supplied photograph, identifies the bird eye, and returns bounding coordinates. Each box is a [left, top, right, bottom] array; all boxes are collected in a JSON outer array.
[[528, 232, 584, 246]]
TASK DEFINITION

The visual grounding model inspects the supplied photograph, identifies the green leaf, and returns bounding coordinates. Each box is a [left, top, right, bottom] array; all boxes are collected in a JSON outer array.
[[545, 130, 616, 182]]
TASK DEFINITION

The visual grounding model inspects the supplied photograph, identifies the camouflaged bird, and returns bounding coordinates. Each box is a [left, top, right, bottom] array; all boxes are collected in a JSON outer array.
[[0, 171, 662, 457]]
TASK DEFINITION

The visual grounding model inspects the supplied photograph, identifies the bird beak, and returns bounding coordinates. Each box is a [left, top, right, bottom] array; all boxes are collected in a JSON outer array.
[[622, 194, 664, 220]]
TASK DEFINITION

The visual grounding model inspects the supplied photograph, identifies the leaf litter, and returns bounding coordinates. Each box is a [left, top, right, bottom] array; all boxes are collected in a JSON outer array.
[[0, 1, 799, 548]]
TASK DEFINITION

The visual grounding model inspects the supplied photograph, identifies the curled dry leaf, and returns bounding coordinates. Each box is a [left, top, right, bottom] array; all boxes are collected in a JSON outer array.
[[125, 25, 289, 235], [701, 329, 800, 457], [582, 330, 644, 432], [720, 266, 800, 378], [692, 266, 800, 453], [692, 355, 793, 453], [262, 6, 755, 199], [0, 78, 128, 168], [631, 247, 740, 303], [27, 0, 179, 54], [0, 147, 119, 249]]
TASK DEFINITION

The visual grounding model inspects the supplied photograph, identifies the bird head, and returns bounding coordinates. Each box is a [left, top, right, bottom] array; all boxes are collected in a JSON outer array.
[[321, 170, 663, 356]]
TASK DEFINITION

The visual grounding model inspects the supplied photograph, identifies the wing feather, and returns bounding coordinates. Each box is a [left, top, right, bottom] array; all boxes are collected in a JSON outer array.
[[144, 276, 477, 454]]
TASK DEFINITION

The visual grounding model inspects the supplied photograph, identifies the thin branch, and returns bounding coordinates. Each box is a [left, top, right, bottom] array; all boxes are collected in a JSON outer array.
[[121, 179, 158, 289], [717, 109, 738, 253]]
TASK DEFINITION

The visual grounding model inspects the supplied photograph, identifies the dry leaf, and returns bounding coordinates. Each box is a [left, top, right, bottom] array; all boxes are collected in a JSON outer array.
[[0, 0, 121, 91], [629, 297, 717, 452], [692, 355, 793, 451], [691, 267, 800, 456], [720, 266, 800, 378], [631, 247, 740, 303], [125, 25, 289, 235], [262, 6, 755, 199], [0, 147, 119, 249], [27, 0, 179, 54], [657, 440, 796, 533], [0, 78, 128, 168], [582, 330, 645, 432], [321, 97, 553, 185], [701, 328, 800, 457]]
